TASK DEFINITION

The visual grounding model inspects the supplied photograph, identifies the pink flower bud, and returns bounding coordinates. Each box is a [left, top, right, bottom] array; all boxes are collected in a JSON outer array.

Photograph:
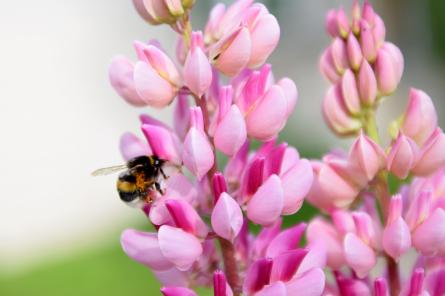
[[412, 208, 445, 256], [382, 195, 411, 260], [244, 4, 280, 68], [325, 9, 339, 37], [336, 7, 350, 38], [265, 223, 306, 258], [280, 159, 313, 215], [362, 1, 376, 25], [245, 85, 288, 141], [243, 258, 273, 295], [412, 128, 445, 176], [387, 133, 418, 179], [142, 0, 179, 24], [158, 225, 203, 271], [405, 190, 432, 231], [346, 33, 363, 70], [182, 107, 214, 180], [119, 132, 152, 161], [141, 124, 181, 164], [307, 218, 344, 269], [214, 105, 247, 156], [211, 192, 243, 242], [252, 219, 282, 258], [320, 47, 341, 83], [331, 37, 349, 73], [406, 269, 425, 296], [341, 69, 361, 115], [373, 15, 386, 48], [184, 32, 213, 97], [210, 27, 252, 77], [165, 199, 208, 238], [212, 172, 227, 203], [343, 232, 376, 278], [352, 212, 376, 246], [247, 174, 284, 226], [204, 3, 226, 44], [120, 229, 173, 271], [132, 0, 159, 25], [285, 268, 326, 296], [161, 287, 197, 296], [322, 85, 362, 136], [375, 45, 403, 96], [374, 278, 389, 296], [360, 21, 377, 62], [109, 56, 145, 106], [216, 0, 254, 39], [213, 271, 233, 296], [224, 141, 249, 184], [358, 59, 377, 106], [351, 0, 361, 34], [401, 88, 438, 146], [349, 131, 385, 181]]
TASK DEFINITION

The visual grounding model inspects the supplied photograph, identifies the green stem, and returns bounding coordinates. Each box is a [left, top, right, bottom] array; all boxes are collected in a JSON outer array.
[[363, 108, 380, 144]]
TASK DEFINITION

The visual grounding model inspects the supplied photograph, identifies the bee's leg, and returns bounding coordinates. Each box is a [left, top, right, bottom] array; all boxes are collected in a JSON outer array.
[[160, 167, 168, 179], [155, 182, 164, 195]]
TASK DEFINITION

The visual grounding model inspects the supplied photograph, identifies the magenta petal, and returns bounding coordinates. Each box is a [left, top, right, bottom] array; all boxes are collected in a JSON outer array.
[[285, 268, 326, 296], [165, 199, 208, 238], [211, 192, 243, 241], [158, 225, 203, 271], [119, 132, 152, 161], [243, 258, 273, 295], [109, 55, 145, 106], [142, 124, 181, 164], [247, 175, 284, 226], [270, 249, 308, 282], [182, 127, 215, 180], [120, 229, 173, 271], [214, 105, 247, 156], [265, 223, 306, 258], [246, 85, 288, 141], [343, 233, 376, 278], [161, 287, 198, 296]]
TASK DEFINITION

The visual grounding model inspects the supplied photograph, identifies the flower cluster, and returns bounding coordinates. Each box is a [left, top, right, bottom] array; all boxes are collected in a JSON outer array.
[[105, 0, 445, 295]]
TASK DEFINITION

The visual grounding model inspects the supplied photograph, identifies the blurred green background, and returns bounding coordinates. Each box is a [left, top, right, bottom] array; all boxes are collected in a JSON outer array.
[[1, 0, 445, 295]]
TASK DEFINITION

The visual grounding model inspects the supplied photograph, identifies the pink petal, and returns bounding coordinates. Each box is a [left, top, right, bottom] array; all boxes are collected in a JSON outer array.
[[265, 223, 306, 258], [133, 61, 176, 108], [296, 240, 327, 275], [214, 105, 247, 156], [132, 0, 159, 24], [142, 45, 181, 86], [358, 59, 377, 106], [331, 38, 349, 73], [109, 56, 145, 106], [270, 249, 307, 283], [120, 229, 173, 271], [277, 78, 298, 118], [375, 47, 400, 96], [285, 268, 326, 296], [243, 258, 273, 295], [141, 124, 181, 164], [246, 85, 288, 141], [119, 132, 152, 161], [281, 159, 313, 215], [412, 208, 445, 256], [165, 199, 208, 238], [346, 33, 363, 70], [158, 225, 203, 271], [184, 38, 213, 97], [412, 128, 445, 177], [387, 133, 418, 179], [252, 219, 282, 258], [341, 69, 361, 115], [247, 12, 280, 68], [319, 47, 340, 83], [153, 267, 188, 287], [343, 233, 376, 278], [255, 281, 287, 296], [161, 287, 197, 296], [211, 192, 243, 241], [182, 127, 214, 180], [247, 175, 284, 226], [349, 132, 385, 181], [382, 217, 411, 260]]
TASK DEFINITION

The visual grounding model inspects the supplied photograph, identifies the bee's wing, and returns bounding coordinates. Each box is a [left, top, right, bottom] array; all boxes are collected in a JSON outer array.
[[91, 164, 127, 176]]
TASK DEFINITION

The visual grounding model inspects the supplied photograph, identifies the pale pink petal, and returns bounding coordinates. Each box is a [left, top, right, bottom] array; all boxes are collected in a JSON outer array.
[[158, 225, 203, 271], [280, 159, 313, 215], [277, 78, 298, 118], [109, 56, 145, 106], [153, 268, 188, 287], [270, 249, 307, 282], [211, 192, 243, 241], [341, 69, 361, 115], [182, 127, 214, 180], [142, 124, 181, 164], [343, 233, 376, 278], [412, 208, 445, 256], [120, 229, 173, 271], [184, 38, 213, 97], [412, 128, 445, 177], [382, 217, 411, 260], [349, 132, 385, 181], [265, 223, 306, 258], [296, 240, 327, 275], [285, 268, 326, 296], [133, 61, 175, 108], [247, 175, 284, 226], [214, 105, 247, 156], [119, 132, 152, 161], [387, 133, 418, 179], [255, 281, 287, 296]]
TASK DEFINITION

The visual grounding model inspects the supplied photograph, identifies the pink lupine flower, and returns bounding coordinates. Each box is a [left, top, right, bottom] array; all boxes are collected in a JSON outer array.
[[243, 3, 280, 68], [341, 69, 361, 115], [349, 131, 385, 181], [182, 107, 214, 180], [109, 56, 146, 106], [209, 26, 252, 77], [359, 20, 377, 62], [375, 44, 404, 96], [412, 128, 445, 177], [319, 47, 341, 83], [183, 32, 213, 97], [387, 132, 419, 179], [343, 232, 376, 278], [401, 88, 438, 146], [211, 192, 243, 241], [357, 59, 377, 106], [382, 195, 411, 260], [331, 37, 349, 74], [346, 33, 363, 70], [412, 208, 445, 256]]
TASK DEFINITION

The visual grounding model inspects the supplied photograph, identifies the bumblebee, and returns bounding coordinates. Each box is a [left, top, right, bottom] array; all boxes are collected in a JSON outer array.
[[92, 155, 167, 207]]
